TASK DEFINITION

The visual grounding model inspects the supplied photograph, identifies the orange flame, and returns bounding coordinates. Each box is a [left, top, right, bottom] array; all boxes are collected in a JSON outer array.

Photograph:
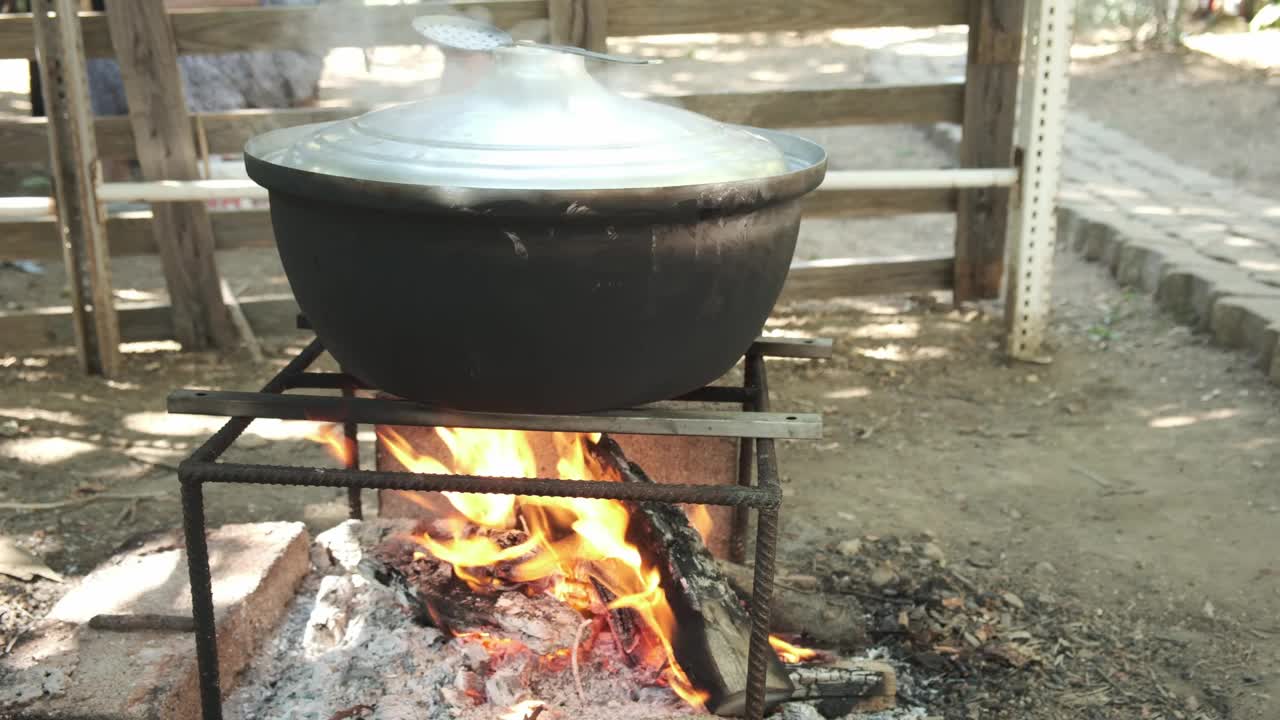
[[769, 635, 819, 663], [454, 630, 523, 657], [373, 427, 709, 710], [307, 423, 354, 467], [685, 504, 714, 543]]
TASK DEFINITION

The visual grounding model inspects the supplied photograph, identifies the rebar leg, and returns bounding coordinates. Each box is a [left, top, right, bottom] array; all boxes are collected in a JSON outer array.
[[732, 352, 762, 564], [743, 502, 780, 720], [342, 384, 362, 519], [180, 479, 223, 720], [731, 437, 754, 563]]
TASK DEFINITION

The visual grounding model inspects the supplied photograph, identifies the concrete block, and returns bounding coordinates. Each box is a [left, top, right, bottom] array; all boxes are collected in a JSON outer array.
[[1209, 296, 1280, 370], [1153, 252, 1235, 323], [1119, 241, 1203, 296], [1079, 219, 1111, 260], [1186, 266, 1280, 331], [2, 523, 310, 720]]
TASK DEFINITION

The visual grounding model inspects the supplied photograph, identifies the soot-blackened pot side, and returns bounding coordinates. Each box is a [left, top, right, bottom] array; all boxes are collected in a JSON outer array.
[[265, 188, 801, 413]]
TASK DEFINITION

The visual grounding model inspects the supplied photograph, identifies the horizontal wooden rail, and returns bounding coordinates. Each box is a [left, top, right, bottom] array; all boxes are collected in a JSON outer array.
[[0, 83, 964, 164], [1, 208, 274, 260], [0, 2, 546, 60], [97, 180, 268, 203], [0, 293, 299, 349], [669, 83, 964, 128], [0, 0, 967, 60], [0, 254, 954, 348], [0, 106, 362, 164], [780, 255, 954, 302], [2, 168, 1004, 214], [608, 0, 968, 35], [1, 182, 964, 261], [804, 188, 956, 217]]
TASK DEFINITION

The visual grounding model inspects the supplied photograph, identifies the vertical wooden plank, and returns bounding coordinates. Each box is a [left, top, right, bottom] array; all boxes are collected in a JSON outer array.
[[547, 0, 608, 52], [953, 0, 1025, 301], [105, 0, 236, 350], [31, 0, 120, 375]]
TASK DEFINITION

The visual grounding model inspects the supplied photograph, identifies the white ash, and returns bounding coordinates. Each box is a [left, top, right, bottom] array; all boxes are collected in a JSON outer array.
[[229, 520, 904, 720], [226, 521, 714, 720], [776, 703, 826, 720]]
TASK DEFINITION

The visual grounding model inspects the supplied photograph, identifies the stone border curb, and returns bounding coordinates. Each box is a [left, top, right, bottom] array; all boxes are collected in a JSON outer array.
[[1057, 203, 1280, 384], [920, 120, 1280, 385]]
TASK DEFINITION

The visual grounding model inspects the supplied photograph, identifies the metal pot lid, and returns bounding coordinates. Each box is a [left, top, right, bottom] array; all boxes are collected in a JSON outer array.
[[246, 45, 789, 190]]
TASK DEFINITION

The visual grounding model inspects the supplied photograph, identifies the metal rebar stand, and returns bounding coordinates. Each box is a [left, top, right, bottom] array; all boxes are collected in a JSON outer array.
[[170, 334, 830, 720]]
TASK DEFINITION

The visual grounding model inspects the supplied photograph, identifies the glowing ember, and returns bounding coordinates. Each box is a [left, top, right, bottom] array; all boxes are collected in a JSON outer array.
[[769, 635, 819, 664], [453, 630, 523, 657], [368, 427, 709, 709], [501, 699, 546, 720], [306, 423, 354, 467]]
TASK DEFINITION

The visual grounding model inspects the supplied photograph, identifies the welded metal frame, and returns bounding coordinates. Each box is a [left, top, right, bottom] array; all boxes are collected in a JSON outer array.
[[171, 335, 828, 720]]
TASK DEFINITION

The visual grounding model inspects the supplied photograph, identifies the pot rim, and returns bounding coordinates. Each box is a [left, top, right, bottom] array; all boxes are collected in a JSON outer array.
[[244, 125, 827, 221]]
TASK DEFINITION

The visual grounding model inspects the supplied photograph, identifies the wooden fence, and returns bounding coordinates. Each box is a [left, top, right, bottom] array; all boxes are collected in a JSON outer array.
[[0, 0, 1024, 372]]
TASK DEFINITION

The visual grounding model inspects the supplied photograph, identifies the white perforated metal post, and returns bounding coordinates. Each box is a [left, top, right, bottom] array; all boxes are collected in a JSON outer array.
[[1005, 0, 1074, 361]]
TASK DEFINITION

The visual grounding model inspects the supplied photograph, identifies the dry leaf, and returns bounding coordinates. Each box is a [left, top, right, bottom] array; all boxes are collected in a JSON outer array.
[[0, 536, 63, 582], [941, 595, 964, 609]]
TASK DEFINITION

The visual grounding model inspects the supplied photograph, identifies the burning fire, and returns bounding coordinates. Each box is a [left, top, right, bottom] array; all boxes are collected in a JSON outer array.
[[317, 425, 711, 709], [685, 504, 714, 544], [307, 423, 354, 467], [769, 635, 819, 663]]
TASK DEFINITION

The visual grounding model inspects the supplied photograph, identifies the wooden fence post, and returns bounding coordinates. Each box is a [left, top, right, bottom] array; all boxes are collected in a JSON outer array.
[[31, 0, 120, 375], [547, 0, 608, 52], [105, 0, 236, 350], [953, 0, 1025, 302]]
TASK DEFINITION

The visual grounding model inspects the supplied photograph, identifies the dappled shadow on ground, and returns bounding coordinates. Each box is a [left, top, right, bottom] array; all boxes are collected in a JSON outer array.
[[760, 258, 1279, 718], [1, 251, 1278, 716]]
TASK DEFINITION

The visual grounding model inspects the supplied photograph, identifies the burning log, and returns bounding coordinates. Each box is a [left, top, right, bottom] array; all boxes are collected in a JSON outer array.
[[360, 537, 583, 656], [589, 436, 795, 716]]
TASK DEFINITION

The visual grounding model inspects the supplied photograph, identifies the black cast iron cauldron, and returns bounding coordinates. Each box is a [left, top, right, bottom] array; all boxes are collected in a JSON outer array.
[[244, 128, 826, 413]]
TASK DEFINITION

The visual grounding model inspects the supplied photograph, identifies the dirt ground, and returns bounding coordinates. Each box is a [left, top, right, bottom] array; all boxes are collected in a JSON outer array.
[[3, 251, 1277, 719], [2, 30, 1279, 720]]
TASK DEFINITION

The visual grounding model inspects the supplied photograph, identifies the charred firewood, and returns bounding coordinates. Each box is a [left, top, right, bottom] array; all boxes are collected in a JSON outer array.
[[588, 575, 645, 667], [786, 660, 896, 716], [589, 435, 794, 716], [717, 559, 867, 649], [359, 541, 583, 656]]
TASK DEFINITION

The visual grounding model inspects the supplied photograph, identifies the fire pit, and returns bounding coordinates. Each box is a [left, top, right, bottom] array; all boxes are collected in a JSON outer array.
[[167, 325, 839, 720]]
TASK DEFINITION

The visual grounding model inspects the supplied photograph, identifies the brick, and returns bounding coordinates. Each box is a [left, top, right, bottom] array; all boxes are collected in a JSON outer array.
[[2, 522, 310, 720]]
